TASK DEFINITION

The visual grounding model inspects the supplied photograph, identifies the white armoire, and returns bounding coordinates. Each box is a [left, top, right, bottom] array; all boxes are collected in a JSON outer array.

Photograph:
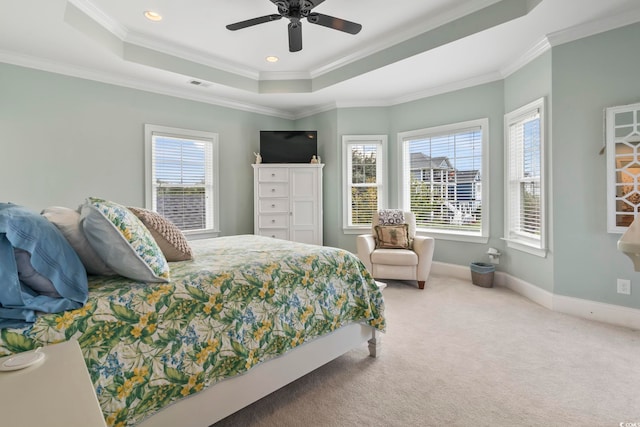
[[252, 163, 324, 245]]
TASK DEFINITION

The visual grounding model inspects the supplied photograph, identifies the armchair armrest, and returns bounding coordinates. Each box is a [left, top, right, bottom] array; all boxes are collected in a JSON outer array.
[[412, 236, 435, 282], [356, 234, 376, 273]]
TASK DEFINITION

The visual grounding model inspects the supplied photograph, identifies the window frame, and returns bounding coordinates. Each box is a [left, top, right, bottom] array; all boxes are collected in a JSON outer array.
[[144, 124, 220, 240], [342, 135, 388, 233], [398, 119, 489, 243], [504, 97, 546, 257]]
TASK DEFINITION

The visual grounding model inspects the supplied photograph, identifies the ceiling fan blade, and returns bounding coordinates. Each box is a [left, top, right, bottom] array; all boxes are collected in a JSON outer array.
[[307, 13, 362, 34], [288, 22, 303, 52], [226, 14, 282, 31]]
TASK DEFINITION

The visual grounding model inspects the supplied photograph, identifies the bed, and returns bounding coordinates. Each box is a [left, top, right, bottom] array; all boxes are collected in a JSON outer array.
[[0, 204, 385, 427]]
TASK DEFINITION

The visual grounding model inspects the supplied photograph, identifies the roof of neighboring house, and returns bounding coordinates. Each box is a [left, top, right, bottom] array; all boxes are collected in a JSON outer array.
[[410, 153, 452, 170]]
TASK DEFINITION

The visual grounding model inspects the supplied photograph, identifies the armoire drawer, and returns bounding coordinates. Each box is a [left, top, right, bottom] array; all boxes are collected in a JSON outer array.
[[258, 214, 289, 228], [258, 182, 288, 198], [258, 168, 288, 182], [259, 198, 288, 213], [257, 229, 289, 240]]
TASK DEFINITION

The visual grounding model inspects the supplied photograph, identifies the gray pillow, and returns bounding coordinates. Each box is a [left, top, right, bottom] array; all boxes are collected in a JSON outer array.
[[14, 248, 61, 297]]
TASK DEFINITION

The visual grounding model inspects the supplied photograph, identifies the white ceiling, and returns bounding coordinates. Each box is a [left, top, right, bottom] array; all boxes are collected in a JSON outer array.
[[1, 0, 640, 119]]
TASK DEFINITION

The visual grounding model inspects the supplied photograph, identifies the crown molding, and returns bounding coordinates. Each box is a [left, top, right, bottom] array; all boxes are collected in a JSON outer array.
[[67, 0, 128, 39], [0, 49, 294, 120], [293, 102, 340, 120], [500, 37, 551, 78], [547, 5, 640, 47], [124, 31, 260, 80], [309, 0, 503, 78], [259, 71, 312, 81], [293, 98, 391, 120], [389, 71, 504, 106]]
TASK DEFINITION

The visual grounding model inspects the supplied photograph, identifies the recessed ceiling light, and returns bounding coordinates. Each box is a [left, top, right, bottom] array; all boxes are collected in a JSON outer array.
[[144, 11, 163, 22], [265, 56, 279, 63]]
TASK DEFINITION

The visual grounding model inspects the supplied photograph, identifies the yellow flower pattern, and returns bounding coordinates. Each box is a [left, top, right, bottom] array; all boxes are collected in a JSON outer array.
[[0, 235, 385, 427]]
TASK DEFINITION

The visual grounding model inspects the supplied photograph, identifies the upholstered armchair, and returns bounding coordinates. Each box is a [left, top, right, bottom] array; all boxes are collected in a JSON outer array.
[[356, 211, 435, 289]]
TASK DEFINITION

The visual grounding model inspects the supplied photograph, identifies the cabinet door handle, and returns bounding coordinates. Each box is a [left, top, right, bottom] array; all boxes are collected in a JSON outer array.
[[271, 204, 276, 208], [271, 219, 276, 223], [271, 173, 276, 177], [271, 188, 276, 192]]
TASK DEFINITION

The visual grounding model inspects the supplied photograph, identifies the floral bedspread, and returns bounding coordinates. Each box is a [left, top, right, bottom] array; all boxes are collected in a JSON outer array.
[[0, 235, 385, 427]]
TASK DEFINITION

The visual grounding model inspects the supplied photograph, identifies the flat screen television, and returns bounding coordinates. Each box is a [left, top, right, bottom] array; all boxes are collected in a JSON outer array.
[[260, 130, 317, 163]]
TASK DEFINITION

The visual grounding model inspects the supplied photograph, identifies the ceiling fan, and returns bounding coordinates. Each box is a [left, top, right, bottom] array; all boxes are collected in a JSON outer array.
[[226, 0, 362, 52]]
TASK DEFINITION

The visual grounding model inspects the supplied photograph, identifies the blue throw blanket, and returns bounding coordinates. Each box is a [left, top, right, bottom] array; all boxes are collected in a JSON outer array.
[[0, 203, 88, 328]]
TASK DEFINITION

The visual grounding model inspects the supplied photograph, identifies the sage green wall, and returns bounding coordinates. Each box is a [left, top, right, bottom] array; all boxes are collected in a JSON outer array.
[[552, 23, 640, 309], [296, 107, 390, 251], [502, 51, 554, 292], [294, 110, 339, 247], [0, 63, 290, 236], [334, 108, 391, 251], [388, 82, 506, 268]]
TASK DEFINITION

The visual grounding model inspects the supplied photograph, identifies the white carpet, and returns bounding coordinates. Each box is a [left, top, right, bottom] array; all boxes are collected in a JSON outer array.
[[215, 275, 640, 426]]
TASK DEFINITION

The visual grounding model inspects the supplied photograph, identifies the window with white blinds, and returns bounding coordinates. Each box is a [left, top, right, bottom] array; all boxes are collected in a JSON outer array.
[[342, 135, 387, 231], [144, 125, 219, 237], [399, 119, 488, 242], [504, 98, 546, 256]]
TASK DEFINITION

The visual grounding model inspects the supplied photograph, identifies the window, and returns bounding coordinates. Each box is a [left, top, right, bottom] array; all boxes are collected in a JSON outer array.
[[144, 125, 219, 239], [399, 119, 489, 242], [342, 135, 387, 232], [504, 97, 546, 256]]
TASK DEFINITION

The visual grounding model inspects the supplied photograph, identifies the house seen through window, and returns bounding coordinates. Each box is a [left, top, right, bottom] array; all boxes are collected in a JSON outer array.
[[399, 119, 488, 242]]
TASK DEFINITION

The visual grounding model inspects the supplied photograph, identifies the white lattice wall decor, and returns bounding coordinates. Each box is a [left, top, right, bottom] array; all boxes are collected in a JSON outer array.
[[606, 102, 640, 233]]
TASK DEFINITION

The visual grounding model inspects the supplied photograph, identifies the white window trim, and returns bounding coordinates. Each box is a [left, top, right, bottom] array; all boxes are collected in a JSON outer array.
[[342, 135, 388, 234], [503, 97, 546, 257], [605, 102, 640, 234], [144, 124, 220, 239], [398, 119, 490, 244]]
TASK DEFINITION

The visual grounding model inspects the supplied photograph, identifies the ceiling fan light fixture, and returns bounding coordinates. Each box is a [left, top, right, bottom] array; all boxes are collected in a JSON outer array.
[[226, 0, 362, 52], [265, 56, 279, 63], [144, 11, 163, 22]]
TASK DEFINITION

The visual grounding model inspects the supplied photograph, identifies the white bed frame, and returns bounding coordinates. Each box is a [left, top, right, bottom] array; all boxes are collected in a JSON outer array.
[[138, 323, 381, 427]]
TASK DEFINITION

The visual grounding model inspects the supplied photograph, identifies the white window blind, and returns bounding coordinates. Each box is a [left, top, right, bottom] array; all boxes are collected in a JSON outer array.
[[342, 135, 387, 230], [400, 119, 487, 239], [505, 98, 545, 255], [145, 125, 219, 236]]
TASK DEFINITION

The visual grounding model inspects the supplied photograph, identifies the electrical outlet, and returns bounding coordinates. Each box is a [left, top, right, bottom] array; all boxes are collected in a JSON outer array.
[[617, 279, 631, 295]]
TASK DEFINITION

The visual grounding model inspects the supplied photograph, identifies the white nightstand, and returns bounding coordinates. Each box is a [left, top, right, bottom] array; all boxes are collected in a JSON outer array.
[[0, 340, 106, 427]]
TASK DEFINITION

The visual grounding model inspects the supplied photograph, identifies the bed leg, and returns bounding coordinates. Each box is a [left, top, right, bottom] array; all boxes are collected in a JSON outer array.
[[368, 329, 381, 358]]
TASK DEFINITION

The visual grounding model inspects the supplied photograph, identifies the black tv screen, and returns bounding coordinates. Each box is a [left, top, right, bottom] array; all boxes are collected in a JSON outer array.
[[260, 130, 317, 163]]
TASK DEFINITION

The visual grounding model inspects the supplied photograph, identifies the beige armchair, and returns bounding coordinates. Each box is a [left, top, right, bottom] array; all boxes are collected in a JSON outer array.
[[356, 212, 435, 289]]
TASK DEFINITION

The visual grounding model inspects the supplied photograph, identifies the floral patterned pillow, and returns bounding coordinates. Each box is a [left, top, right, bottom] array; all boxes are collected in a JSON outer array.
[[374, 224, 411, 249], [80, 197, 170, 283]]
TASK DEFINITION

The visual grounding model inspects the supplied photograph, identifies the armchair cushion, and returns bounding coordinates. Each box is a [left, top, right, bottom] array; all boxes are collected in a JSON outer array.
[[371, 248, 418, 266], [374, 224, 411, 249]]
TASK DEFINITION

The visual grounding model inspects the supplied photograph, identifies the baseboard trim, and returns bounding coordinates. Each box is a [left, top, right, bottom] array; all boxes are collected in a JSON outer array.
[[431, 262, 640, 330]]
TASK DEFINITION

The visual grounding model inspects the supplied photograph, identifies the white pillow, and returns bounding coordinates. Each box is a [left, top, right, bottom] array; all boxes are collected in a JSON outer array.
[[41, 206, 115, 276], [80, 197, 170, 283]]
